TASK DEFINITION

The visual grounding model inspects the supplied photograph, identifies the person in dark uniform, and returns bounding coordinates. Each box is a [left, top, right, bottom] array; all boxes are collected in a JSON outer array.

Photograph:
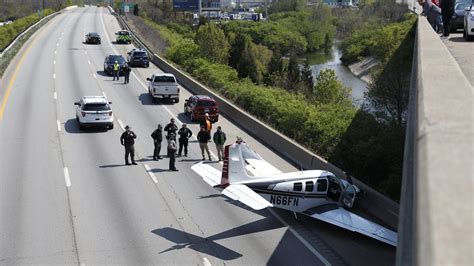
[[164, 118, 178, 138], [120, 125, 137, 165], [123, 63, 131, 84], [151, 124, 163, 160], [440, 0, 455, 36], [197, 126, 211, 161], [177, 124, 192, 157], [167, 133, 178, 171]]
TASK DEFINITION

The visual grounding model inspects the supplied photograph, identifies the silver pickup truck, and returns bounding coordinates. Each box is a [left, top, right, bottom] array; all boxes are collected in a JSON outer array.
[[146, 73, 180, 103]]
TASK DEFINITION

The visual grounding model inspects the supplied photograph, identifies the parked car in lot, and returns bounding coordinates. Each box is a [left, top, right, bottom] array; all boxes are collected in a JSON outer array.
[[75, 96, 114, 130], [464, 2, 474, 40], [127, 48, 149, 67], [85, 32, 101, 44], [451, 0, 472, 31], [184, 95, 219, 122], [147, 73, 180, 103], [103, 55, 126, 76]]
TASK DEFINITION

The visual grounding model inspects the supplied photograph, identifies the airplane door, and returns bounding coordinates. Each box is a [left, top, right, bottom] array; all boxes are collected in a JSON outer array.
[[341, 184, 356, 209]]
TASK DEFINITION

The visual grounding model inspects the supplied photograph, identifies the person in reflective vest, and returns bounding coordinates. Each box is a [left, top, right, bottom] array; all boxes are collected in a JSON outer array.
[[200, 113, 212, 134], [113, 60, 120, 81]]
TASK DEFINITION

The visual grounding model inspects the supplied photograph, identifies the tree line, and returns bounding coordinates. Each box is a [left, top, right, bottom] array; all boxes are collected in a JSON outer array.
[[131, 0, 416, 201]]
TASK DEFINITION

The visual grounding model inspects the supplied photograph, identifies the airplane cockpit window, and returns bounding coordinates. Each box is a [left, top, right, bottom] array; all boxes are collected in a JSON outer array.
[[316, 179, 328, 192], [293, 182, 302, 191], [305, 181, 314, 192], [327, 177, 342, 201]]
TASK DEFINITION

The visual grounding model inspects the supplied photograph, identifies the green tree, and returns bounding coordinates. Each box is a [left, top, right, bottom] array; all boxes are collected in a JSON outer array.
[[195, 23, 229, 64], [285, 55, 301, 92], [301, 62, 314, 95], [313, 69, 352, 106]]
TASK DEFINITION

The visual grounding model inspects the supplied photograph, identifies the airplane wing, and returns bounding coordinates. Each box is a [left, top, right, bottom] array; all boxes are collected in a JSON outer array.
[[191, 162, 222, 187], [303, 204, 397, 247], [223, 184, 273, 210]]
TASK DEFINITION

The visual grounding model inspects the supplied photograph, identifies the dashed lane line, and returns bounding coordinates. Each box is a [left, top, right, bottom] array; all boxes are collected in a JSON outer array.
[[57, 120, 61, 131], [54, 92, 57, 99], [144, 164, 158, 183], [203, 257, 211, 266], [117, 119, 125, 131], [63, 167, 71, 187], [53, 73, 56, 79]]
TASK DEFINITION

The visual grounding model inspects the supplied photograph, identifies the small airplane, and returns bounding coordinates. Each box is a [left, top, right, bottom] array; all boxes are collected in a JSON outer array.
[[191, 138, 397, 247]]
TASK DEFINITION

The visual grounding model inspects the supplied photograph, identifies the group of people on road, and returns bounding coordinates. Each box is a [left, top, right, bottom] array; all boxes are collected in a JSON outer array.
[[120, 115, 227, 171], [112, 60, 131, 84], [418, 0, 455, 37]]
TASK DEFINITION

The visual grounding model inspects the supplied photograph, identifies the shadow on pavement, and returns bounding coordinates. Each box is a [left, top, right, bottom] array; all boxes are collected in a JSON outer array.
[[64, 119, 109, 134], [448, 36, 468, 42], [99, 164, 126, 168], [138, 93, 154, 105], [151, 227, 242, 261]]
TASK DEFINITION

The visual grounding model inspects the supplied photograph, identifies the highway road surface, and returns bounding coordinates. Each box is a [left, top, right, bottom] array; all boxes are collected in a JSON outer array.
[[0, 6, 395, 265]]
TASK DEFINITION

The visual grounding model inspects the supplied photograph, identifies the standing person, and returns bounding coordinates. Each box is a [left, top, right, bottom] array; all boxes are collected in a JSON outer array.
[[167, 133, 178, 171], [151, 124, 163, 160], [197, 127, 211, 161], [113, 60, 120, 81], [123, 63, 131, 84], [164, 118, 178, 138], [419, 0, 443, 32], [120, 125, 137, 165], [213, 126, 227, 161], [177, 124, 192, 157], [200, 113, 213, 134], [440, 0, 455, 37]]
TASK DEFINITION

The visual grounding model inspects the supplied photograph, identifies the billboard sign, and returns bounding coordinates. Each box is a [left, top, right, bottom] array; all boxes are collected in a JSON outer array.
[[173, 0, 199, 11]]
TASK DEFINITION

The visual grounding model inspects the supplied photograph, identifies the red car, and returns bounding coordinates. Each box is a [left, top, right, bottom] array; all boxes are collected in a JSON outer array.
[[184, 95, 219, 122]]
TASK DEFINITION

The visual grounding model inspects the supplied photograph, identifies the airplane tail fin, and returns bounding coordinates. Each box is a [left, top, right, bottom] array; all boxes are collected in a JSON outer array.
[[219, 138, 254, 186]]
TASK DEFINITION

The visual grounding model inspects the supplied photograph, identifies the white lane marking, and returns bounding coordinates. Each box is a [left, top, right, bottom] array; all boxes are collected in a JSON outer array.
[[117, 119, 125, 131], [144, 164, 158, 183], [53, 60, 56, 65], [64, 167, 71, 187], [57, 120, 61, 131], [93, 73, 97, 79], [56, 43, 59, 47], [84, 51, 87, 55], [102, 91, 107, 97], [53, 73, 56, 79], [54, 50, 57, 55], [268, 208, 331, 265], [203, 257, 211, 266], [88, 60, 91, 65], [54, 92, 57, 99]]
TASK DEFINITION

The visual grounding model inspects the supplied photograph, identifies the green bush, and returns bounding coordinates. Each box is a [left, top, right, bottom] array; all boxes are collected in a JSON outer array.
[[0, 9, 54, 51]]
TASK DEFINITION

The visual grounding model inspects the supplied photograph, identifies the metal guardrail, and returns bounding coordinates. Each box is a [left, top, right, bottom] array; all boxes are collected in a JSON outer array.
[[109, 8, 400, 230]]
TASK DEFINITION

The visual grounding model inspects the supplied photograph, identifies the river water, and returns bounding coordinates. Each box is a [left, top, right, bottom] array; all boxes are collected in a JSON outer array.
[[308, 45, 368, 106]]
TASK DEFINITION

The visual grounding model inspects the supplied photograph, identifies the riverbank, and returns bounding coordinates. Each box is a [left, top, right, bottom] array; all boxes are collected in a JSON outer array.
[[347, 56, 378, 84]]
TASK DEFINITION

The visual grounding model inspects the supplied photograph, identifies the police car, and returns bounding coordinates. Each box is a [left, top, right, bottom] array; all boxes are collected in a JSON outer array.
[[115, 30, 132, 44], [74, 96, 114, 130]]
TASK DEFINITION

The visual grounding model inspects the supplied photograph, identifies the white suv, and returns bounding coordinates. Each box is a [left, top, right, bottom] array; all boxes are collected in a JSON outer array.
[[74, 96, 114, 130], [464, 3, 474, 41]]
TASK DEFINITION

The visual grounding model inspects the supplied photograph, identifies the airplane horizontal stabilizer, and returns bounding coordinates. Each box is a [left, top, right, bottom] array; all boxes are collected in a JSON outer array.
[[223, 184, 273, 210], [191, 162, 222, 187], [304, 205, 397, 247]]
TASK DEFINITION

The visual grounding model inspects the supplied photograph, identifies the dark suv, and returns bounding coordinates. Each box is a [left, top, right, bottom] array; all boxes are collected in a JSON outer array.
[[127, 48, 149, 67], [103, 55, 126, 76], [184, 95, 219, 122]]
